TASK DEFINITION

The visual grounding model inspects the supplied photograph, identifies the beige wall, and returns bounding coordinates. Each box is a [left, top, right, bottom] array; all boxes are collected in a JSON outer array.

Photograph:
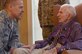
[[27, 0, 33, 44], [19, 0, 28, 44], [19, 0, 32, 44]]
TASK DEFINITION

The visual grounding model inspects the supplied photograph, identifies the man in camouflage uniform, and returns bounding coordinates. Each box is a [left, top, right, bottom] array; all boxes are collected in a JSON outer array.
[[0, 0, 24, 54], [38, 0, 70, 39]]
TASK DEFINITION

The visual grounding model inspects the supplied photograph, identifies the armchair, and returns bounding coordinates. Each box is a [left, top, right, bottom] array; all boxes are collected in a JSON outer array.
[[75, 3, 82, 25]]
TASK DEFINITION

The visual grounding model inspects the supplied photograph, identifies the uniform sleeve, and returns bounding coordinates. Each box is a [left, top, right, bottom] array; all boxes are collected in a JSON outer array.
[[8, 21, 23, 49], [0, 16, 7, 53]]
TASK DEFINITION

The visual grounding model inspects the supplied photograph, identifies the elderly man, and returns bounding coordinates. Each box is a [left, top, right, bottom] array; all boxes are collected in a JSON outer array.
[[14, 4, 82, 54], [51, 4, 82, 53], [38, 0, 70, 39], [0, 0, 24, 54]]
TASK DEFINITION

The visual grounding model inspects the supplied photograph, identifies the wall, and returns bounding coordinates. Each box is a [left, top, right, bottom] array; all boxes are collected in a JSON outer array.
[[19, 0, 33, 44], [27, 0, 33, 44], [19, 0, 31, 44], [32, 0, 43, 44]]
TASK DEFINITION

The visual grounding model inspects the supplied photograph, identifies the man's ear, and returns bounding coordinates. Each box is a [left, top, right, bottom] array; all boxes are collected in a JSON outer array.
[[9, 3, 14, 8], [7, 4, 14, 13], [67, 13, 71, 20], [8, 4, 11, 9]]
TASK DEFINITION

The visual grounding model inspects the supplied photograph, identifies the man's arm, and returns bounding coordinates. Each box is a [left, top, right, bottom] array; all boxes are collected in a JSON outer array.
[[35, 26, 59, 49], [34, 33, 54, 49], [0, 16, 8, 53], [8, 21, 22, 49], [57, 23, 82, 53]]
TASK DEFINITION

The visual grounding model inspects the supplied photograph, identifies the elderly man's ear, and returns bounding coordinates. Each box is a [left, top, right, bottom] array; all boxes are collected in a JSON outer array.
[[67, 13, 72, 20]]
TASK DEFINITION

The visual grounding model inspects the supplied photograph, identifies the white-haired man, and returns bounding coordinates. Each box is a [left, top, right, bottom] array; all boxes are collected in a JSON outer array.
[[13, 4, 82, 54]]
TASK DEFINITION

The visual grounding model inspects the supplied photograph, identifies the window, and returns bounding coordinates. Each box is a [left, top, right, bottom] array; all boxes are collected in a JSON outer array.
[[32, 0, 43, 44], [70, 0, 82, 6]]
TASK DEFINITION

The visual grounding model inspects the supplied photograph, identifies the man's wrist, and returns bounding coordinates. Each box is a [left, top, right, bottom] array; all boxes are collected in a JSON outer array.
[[10, 48, 16, 54], [56, 46, 66, 53]]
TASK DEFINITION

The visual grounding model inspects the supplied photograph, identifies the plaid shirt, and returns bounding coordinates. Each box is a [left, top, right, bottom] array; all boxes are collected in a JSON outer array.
[[0, 10, 22, 54]]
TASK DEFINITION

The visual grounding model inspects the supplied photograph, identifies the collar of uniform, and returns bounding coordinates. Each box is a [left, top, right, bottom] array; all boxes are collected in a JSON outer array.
[[1, 10, 18, 22]]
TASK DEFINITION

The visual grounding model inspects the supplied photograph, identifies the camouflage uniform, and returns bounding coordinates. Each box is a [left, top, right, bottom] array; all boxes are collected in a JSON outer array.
[[38, 0, 70, 39], [0, 10, 22, 54]]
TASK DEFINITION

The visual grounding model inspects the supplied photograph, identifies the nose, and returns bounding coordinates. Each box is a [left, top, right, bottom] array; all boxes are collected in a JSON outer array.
[[21, 8, 24, 14], [20, 10, 24, 15]]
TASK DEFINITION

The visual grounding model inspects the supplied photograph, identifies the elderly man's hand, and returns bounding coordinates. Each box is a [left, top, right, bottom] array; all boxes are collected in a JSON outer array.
[[22, 45, 31, 49], [22, 44, 36, 52], [43, 47, 57, 54]]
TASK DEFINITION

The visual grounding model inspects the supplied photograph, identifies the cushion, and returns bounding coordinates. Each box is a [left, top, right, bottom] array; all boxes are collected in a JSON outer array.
[[62, 50, 82, 54], [75, 3, 82, 25]]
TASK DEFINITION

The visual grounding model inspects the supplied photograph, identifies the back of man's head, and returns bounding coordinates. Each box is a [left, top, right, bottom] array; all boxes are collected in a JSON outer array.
[[3, 0, 21, 9]]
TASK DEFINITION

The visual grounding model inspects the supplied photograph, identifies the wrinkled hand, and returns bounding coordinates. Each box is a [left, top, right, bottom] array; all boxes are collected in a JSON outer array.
[[22, 45, 31, 49], [43, 47, 57, 54], [44, 47, 52, 50], [44, 45, 54, 50], [30, 44, 36, 51], [22, 44, 36, 52]]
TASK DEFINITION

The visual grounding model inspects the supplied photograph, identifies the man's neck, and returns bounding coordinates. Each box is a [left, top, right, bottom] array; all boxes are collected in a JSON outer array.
[[5, 9, 14, 19]]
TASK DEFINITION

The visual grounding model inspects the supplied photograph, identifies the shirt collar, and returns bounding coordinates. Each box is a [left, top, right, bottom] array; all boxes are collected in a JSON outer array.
[[59, 18, 76, 31]]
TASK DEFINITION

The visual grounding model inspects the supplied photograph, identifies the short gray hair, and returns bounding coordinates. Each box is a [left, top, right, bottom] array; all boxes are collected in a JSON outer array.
[[3, 0, 23, 8], [61, 4, 76, 17]]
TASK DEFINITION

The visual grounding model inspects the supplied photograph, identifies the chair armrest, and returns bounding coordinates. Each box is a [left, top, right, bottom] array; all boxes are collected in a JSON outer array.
[[35, 40, 43, 44], [62, 50, 82, 54]]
